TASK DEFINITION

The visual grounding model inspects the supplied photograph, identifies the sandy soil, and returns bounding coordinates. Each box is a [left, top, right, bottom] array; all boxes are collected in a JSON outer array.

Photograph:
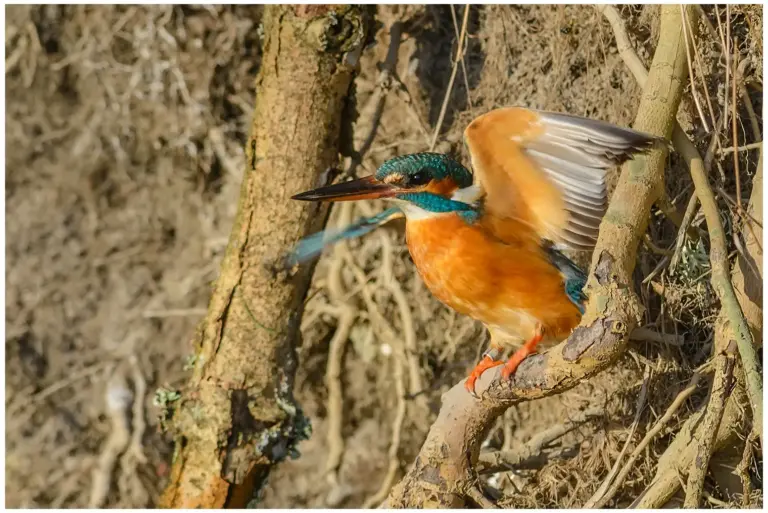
[[5, 5, 762, 508]]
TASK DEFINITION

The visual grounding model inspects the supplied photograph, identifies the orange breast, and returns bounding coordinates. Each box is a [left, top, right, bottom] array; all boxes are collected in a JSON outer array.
[[405, 213, 582, 347]]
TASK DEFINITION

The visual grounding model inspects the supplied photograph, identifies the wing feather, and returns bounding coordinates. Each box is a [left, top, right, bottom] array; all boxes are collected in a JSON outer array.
[[464, 107, 665, 250]]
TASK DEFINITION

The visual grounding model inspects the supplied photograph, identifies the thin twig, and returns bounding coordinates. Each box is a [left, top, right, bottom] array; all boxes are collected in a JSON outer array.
[[730, 39, 742, 211], [450, 5, 473, 110], [718, 141, 763, 155], [670, 193, 699, 273], [16, 362, 108, 415], [722, 6, 732, 130], [683, 6, 719, 135], [680, 5, 709, 132], [390, 76, 432, 146], [429, 5, 470, 151]]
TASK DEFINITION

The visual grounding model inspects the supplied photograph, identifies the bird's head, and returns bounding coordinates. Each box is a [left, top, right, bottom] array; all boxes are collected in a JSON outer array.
[[292, 152, 479, 219]]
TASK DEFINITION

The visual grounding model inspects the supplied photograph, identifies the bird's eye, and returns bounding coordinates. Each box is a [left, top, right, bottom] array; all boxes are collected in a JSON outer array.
[[407, 170, 431, 186]]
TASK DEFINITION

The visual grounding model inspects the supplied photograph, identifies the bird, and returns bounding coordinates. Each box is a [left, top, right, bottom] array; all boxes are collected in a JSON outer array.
[[291, 106, 665, 397]]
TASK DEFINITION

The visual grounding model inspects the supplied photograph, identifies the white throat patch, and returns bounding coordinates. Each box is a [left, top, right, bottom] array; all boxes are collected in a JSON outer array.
[[394, 199, 442, 220], [450, 184, 483, 205]]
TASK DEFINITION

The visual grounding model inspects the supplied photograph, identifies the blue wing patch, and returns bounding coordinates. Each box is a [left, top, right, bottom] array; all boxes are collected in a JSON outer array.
[[543, 245, 588, 314], [288, 207, 403, 266]]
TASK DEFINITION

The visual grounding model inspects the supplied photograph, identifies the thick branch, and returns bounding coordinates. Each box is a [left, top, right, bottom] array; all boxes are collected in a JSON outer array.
[[385, 6, 691, 508], [159, 6, 369, 508]]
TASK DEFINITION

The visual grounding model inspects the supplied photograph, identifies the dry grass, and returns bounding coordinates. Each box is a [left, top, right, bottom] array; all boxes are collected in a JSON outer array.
[[5, 4, 762, 508]]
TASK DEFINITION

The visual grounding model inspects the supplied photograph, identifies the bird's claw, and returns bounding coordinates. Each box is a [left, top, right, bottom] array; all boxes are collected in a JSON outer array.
[[465, 378, 480, 399], [464, 355, 504, 399]]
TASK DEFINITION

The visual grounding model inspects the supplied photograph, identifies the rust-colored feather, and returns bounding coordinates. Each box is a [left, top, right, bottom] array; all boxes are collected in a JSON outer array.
[[464, 107, 663, 250], [406, 213, 581, 346]]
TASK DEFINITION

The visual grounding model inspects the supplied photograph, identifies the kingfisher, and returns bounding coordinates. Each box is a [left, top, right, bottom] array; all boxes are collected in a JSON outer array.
[[291, 107, 664, 397]]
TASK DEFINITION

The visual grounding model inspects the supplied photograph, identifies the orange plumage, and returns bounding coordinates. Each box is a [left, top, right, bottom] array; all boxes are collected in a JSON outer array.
[[292, 106, 664, 396], [406, 214, 581, 346]]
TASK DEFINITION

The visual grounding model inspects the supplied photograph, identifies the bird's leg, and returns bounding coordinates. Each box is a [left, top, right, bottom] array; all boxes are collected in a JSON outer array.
[[465, 344, 504, 398], [501, 326, 544, 381]]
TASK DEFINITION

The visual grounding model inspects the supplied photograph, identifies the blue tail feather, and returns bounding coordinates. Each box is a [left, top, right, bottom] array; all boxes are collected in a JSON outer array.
[[544, 245, 588, 314], [288, 207, 403, 266]]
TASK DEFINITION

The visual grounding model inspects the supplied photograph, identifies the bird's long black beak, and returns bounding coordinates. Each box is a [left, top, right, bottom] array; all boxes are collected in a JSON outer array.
[[292, 175, 399, 202]]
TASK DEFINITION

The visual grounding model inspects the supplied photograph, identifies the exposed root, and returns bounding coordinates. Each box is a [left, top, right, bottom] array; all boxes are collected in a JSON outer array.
[[89, 368, 133, 508], [736, 424, 759, 508], [322, 202, 357, 494], [356, 203, 424, 400], [321, 22, 409, 496], [477, 404, 604, 474], [630, 326, 684, 346], [361, 322, 406, 509], [9, 363, 108, 432], [683, 342, 737, 508], [362, 228, 409, 507], [127, 354, 147, 464]]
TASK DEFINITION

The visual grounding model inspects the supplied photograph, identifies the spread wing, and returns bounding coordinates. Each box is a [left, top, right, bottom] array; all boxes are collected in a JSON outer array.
[[464, 107, 665, 250]]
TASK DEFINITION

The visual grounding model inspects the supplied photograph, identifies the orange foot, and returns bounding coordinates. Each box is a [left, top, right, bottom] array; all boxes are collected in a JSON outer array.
[[501, 330, 543, 381], [465, 352, 503, 398]]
